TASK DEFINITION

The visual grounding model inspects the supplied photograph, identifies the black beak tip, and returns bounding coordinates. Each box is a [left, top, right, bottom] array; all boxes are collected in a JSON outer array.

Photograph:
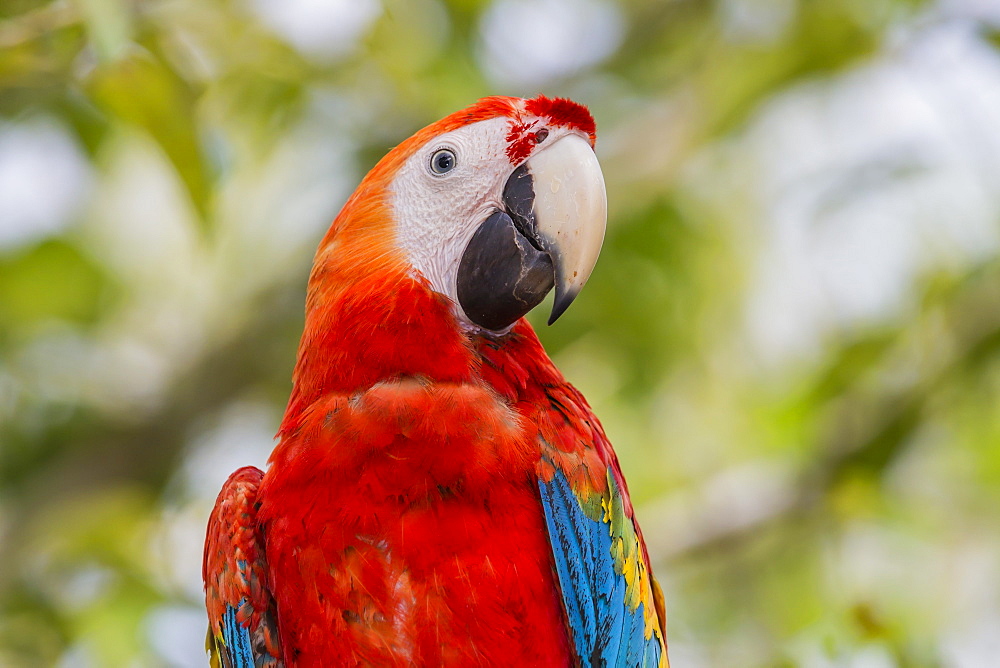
[[547, 287, 579, 325]]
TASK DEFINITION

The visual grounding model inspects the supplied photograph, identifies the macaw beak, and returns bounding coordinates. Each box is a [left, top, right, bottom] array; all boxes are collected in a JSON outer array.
[[456, 134, 608, 332]]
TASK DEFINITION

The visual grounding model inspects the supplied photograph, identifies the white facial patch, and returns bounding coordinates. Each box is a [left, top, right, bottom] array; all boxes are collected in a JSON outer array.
[[389, 115, 586, 331], [389, 116, 517, 325]]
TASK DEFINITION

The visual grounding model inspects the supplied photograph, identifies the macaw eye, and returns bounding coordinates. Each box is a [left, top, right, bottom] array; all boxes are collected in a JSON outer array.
[[430, 149, 456, 175]]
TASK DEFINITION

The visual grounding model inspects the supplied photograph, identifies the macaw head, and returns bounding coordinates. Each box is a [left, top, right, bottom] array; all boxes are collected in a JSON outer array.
[[317, 95, 607, 335], [282, 96, 608, 418]]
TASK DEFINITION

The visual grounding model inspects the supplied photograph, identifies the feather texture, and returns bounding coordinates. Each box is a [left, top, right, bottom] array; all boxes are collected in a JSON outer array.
[[203, 95, 668, 666], [539, 468, 663, 667], [477, 323, 669, 667], [204, 467, 283, 668]]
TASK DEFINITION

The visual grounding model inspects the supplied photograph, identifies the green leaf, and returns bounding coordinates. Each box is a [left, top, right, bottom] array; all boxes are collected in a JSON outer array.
[[0, 240, 114, 335], [84, 50, 213, 226]]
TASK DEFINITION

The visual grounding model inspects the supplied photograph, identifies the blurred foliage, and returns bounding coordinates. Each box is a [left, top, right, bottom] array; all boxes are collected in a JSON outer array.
[[2, 0, 1000, 666]]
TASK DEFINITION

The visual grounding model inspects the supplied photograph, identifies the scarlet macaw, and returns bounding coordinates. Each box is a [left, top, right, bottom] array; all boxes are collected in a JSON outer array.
[[203, 95, 668, 667]]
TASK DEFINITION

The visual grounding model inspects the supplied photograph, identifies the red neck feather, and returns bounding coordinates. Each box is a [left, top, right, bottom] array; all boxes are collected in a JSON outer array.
[[278, 187, 477, 438]]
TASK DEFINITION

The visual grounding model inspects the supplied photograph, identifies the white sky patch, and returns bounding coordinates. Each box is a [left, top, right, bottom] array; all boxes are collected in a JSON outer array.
[[181, 400, 278, 501], [76, 131, 214, 415], [86, 130, 204, 292], [0, 118, 92, 252], [212, 96, 355, 302], [940, 613, 1000, 668], [56, 644, 96, 668], [718, 0, 797, 45], [149, 401, 277, 608], [479, 0, 624, 87], [686, 19, 1000, 364], [938, 0, 1000, 27], [145, 604, 210, 668], [249, 0, 381, 61]]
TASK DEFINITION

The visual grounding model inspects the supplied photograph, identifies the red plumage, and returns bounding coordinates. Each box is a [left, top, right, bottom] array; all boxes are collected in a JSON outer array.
[[203, 96, 666, 667], [260, 271, 574, 665]]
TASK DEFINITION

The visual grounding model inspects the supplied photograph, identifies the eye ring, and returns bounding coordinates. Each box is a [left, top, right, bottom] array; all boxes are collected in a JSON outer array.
[[430, 148, 457, 175]]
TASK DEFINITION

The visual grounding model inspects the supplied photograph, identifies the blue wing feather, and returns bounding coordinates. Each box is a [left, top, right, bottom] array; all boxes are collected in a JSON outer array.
[[222, 605, 255, 668], [539, 467, 663, 667]]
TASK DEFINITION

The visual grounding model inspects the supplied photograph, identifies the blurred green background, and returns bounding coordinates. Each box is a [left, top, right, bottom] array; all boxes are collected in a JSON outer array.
[[2, 0, 1000, 665]]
